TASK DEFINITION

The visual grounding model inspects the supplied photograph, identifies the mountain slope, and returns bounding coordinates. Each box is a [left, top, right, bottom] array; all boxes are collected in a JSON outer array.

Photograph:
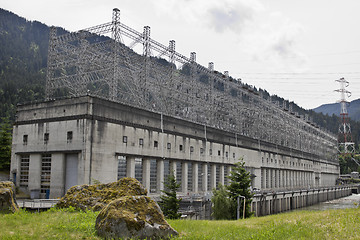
[[313, 99, 360, 122]]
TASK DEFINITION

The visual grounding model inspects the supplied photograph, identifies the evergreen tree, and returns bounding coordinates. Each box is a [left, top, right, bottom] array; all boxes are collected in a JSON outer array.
[[159, 172, 182, 219], [211, 184, 233, 220], [0, 117, 12, 170], [227, 160, 254, 219]]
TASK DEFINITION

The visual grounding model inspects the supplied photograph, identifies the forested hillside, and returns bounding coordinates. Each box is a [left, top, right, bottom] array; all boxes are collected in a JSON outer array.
[[314, 98, 360, 122], [0, 7, 359, 145]]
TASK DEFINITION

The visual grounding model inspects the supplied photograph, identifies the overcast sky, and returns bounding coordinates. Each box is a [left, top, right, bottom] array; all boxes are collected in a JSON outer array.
[[1, 0, 360, 110]]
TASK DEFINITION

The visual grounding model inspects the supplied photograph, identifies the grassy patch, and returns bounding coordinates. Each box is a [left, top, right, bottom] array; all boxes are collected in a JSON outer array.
[[1, 207, 360, 239], [168, 208, 360, 240], [0, 208, 101, 239]]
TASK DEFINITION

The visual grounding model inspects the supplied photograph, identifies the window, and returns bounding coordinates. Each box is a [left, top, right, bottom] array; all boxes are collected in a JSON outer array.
[[167, 143, 171, 149], [190, 146, 194, 152], [44, 133, 49, 144], [200, 148, 204, 154], [123, 136, 128, 143], [218, 150, 221, 156], [209, 149, 212, 155], [23, 135, 28, 145], [233, 152, 235, 158], [226, 151, 228, 158], [139, 138, 144, 146], [67, 131, 73, 142], [41, 154, 51, 194], [154, 141, 158, 148], [179, 144, 183, 151], [20, 155, 30, 187]]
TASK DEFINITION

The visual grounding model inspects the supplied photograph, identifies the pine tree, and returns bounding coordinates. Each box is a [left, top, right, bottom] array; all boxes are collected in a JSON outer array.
[[211, 184, 233, 220], [0, 118, 12, 170], [227, 160, 254, 219], [159, 172, 182, 219]]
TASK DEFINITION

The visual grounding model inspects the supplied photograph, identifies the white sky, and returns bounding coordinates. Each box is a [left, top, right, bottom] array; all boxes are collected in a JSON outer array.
[[1, 0, 360, 109]]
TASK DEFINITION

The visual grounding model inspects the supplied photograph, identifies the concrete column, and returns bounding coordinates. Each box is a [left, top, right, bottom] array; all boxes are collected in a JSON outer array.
[[126, 156, 135, 178], [157, 159, 164, 192], [182, 162, 188, 193], [28, 154, 41, 192], [202, 164, 208, 192], [227, 166, 232, 184], [210, 164, 217, 190], [192, 162, 199, 192], [219, 165, 225, 186], [50, 153, 65, 198], [142, 158, 151, 192], [170, 160, 177, 178]]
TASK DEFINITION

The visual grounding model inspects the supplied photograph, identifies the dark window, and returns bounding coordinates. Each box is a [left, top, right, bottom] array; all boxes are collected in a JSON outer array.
[[226, 151, 228, 158], [179, 145, 183, 151], [139, 138, 144, 146], [23, 135, 28, 145], [67, 131, 73, 142], [190, 146, 194, 152], [233, 152, 235, 158], [167, 143, 171, 149], [44, 133, 49, 144], [209, 149, 212, 155], [200, 148, 204, 154], [154, 141, 158, 148], [123, 136, 128, 143], [218, 150, 221, 156]]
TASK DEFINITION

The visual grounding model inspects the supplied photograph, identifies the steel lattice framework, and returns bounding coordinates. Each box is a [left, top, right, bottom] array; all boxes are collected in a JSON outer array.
[[46, 8, 337, 162]]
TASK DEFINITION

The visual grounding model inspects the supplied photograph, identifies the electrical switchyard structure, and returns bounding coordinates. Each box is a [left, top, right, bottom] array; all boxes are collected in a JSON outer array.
[[46, 8, 337, 162]]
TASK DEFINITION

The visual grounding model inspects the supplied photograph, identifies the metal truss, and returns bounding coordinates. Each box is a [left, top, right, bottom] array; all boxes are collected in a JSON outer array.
[[46, 9, 337, 162]]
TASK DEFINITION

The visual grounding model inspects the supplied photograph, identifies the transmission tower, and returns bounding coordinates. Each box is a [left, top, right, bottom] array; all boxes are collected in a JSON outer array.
[[335, 77, 355, 154]]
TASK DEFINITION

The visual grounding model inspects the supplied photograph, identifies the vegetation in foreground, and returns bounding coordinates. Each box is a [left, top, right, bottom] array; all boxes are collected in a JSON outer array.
[[1, 207, 360, 239]]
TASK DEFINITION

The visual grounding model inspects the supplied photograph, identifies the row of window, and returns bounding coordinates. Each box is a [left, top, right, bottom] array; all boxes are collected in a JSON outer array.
[[261, 157, 313, 168], [123, 136, 236, 158], [23, 132, 73, 145]]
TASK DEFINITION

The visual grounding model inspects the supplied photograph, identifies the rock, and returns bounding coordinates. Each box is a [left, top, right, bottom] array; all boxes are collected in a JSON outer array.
[[56, 177, 147, 211], [95, 195, 178, 240], [0, 181, 19, 213]]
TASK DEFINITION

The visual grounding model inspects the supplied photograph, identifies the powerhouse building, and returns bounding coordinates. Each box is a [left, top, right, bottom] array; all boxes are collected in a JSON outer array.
[[10, 95, 339, 198]]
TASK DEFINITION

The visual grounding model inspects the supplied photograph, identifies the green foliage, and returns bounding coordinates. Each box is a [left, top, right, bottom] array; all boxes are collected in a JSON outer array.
[[226, 160, 254, 219], [159, 172, 182, 219], [0, 117, 12, 170], [211, 184, 233, 220]]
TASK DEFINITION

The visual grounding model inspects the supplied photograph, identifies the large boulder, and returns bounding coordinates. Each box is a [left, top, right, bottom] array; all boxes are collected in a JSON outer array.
[[95, 195, 178, 240], [0, 181, 19, 213], [56, 177, 147, 211]]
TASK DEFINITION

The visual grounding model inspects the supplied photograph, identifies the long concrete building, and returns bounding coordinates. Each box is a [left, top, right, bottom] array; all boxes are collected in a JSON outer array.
[[10, 95, 339, 199]]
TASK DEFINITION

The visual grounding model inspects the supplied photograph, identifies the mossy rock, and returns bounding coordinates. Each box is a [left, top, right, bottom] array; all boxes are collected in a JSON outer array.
[[96, 195, 178, 239], [56, 177, 147, 211], [0, 181, 19, 213]]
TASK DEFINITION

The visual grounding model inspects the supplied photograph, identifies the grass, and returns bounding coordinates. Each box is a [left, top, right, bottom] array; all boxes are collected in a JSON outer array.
[[1, 207, 360, 239]]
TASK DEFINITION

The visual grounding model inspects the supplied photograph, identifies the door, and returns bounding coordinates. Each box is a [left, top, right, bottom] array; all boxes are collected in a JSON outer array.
[[65, 154, 78, 192]]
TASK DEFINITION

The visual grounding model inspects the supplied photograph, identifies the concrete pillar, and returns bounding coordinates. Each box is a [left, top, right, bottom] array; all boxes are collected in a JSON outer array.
[[126, 156, 135, 178], [202, 164, 208, 192], [227, 165, 232, 184], [170, 160, 177, 178], [157, 159, 164, 192], [219, 165, 225, 186], [210, 164, 217, 190], [50, 153, 65, 198], [192, 162, 199, 192], [28, 154, 41, 192], [142, 158, 151, 192], [182, 162, 188, 193]]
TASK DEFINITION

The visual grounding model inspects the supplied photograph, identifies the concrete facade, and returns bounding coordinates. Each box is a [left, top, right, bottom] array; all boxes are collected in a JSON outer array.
[[10, 96, 339, 198]]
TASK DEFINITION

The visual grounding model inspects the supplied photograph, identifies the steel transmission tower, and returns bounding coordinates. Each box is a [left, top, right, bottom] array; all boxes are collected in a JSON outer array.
[[335, 77, 355, 154], [44, 8, 338, 163]]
